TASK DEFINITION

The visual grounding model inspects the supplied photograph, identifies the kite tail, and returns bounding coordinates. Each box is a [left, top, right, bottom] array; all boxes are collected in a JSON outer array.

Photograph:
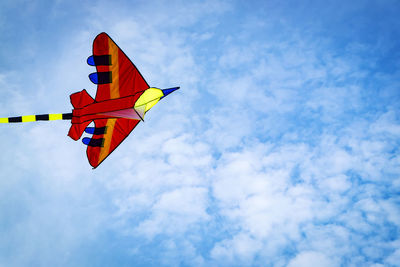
[[0, 113, 72, 123]]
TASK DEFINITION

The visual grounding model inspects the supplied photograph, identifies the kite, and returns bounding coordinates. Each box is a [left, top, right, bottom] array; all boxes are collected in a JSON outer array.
[[0, 32, 179, 168]]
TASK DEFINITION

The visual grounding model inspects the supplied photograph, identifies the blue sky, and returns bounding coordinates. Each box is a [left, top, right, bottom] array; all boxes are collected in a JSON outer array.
[[1, 0, 400, 266]]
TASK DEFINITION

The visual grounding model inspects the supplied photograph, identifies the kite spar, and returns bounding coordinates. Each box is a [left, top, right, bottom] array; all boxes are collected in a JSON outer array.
[[0, 32, 179, 168]]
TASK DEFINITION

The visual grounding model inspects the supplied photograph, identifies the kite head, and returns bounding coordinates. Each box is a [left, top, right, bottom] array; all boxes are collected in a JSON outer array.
[[133, 87, 179, 119]]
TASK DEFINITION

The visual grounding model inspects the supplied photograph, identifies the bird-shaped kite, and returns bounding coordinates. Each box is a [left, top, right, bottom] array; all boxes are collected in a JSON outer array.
[[0, 32, 179, 168]]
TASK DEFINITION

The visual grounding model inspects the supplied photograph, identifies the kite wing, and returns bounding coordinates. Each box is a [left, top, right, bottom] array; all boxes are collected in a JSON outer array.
[[84, 118, 140, 168], [89, 32, 150, 101], [82, 32, 150, 168]]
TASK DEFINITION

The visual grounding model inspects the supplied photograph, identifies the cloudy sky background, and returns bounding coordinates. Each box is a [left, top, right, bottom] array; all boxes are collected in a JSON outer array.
[[1, 0, 400, 266]]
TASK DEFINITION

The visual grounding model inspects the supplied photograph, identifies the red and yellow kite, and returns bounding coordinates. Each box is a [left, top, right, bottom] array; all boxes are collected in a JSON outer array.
[[1, 32, 179, 168]]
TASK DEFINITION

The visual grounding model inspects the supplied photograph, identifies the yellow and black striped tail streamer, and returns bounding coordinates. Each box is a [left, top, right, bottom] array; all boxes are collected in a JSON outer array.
[[0, 113, 72, 123]]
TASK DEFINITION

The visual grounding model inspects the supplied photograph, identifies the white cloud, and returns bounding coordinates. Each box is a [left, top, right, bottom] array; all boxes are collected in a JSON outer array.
[[211, 233, 262, 265], [386, 247, 400, 266], [134, 186, 209, 239], [287, 251, 337, 267]]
